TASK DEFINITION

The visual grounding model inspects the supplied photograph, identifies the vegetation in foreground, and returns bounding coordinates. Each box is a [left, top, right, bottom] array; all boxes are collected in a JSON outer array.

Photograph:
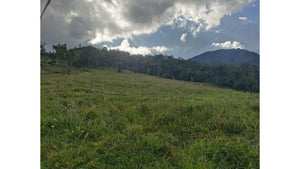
[[41, 63, 259, 168]]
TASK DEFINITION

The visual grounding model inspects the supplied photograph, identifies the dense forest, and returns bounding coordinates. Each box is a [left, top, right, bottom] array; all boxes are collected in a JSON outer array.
[[41, 44, 259, 93]]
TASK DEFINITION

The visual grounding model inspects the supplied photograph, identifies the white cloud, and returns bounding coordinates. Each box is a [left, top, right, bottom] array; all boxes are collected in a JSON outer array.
[[109, 39, 150, 55], [238, 16, 253, 23], [152, 46, 169, 53], [215, 29, 221, 33], [180, 33, 187, 42], [177, 17, 187, 28], [238, 16, 247, 20], [211, 41, 245, 49], [109, 39, 169, 55], [41, 0, 256, 46]]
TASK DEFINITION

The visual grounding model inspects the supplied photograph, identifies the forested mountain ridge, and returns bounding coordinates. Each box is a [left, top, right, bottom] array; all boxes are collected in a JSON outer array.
[[41, 44, 259, 93], [189, 49, 259, 67]]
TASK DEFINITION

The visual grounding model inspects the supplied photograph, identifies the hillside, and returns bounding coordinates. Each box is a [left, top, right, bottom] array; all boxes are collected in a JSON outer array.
[[41, 63, 259, 168], [42, 44, 260, 93], [189, 49, 259, 67]]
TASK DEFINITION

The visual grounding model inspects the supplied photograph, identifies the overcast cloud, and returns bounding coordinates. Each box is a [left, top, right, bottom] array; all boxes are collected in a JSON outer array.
[[41, 0, 258, 57]]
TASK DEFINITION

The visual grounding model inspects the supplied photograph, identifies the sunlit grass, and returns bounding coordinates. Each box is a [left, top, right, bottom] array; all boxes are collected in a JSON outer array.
[[41, 63, 259, 168]]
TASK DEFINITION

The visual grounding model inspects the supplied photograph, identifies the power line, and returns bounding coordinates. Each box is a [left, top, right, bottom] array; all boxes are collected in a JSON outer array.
[[41, 0, 52, 20]]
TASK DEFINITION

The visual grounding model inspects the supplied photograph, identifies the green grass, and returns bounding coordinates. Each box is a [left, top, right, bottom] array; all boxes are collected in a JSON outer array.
[[41, 63, 259, 168]]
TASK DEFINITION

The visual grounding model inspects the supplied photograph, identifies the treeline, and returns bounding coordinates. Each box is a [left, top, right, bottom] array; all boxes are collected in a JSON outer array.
[[41, 44, 259, 93]]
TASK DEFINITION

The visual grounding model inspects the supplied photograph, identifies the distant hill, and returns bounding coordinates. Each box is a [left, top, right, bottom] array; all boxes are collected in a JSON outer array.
[[189, 49, 259, 67]]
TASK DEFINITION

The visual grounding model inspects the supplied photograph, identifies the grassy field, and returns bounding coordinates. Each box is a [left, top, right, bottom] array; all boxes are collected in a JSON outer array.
[[41, 63, 259, 168]]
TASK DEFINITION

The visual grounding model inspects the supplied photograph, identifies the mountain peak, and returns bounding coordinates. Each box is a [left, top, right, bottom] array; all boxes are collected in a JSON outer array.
[[189, 49, 259, 66]]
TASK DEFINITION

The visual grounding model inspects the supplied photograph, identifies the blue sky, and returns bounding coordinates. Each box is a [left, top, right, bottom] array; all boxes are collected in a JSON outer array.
[[234, 0, 259, 23], [41, 0, 259, 59]]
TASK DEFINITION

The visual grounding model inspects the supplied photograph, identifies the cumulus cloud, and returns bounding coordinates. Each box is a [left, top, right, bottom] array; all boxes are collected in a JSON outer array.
[[180, 33, 187, 42], [108, 39, 170, 55], [41, 0, 255, 47], [211, 41, 245, 49]]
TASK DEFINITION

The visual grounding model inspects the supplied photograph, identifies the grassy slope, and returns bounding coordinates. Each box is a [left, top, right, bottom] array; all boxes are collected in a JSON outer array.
[[41, 64, 259, 168]]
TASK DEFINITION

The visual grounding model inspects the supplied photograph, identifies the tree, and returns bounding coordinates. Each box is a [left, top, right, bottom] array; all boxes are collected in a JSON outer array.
[[41, 42, 56, 65], [40, 43, 46, 56], [53, 44, 79, 75]]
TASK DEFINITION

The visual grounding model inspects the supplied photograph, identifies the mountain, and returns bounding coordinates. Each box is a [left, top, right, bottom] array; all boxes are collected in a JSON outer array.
[[189, 49, 259, 67]]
